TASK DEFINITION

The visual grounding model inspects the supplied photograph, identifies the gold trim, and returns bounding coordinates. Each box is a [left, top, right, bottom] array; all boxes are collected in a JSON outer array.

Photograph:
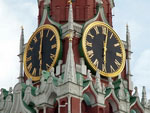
[[82, 21, 126, 77], [24, 24, 60, 81]]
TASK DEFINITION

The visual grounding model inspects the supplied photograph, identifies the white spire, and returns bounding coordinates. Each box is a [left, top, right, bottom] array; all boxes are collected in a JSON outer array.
[[126, 24, 133, 91], [20, 26, 24, 54], [126, 24, 131, 75], [63, 0, 76, 83], [63, 35, 76, 83], [141, 86, 147, 106], [18, 26, 24, 83], [68, 0, 74, 31]]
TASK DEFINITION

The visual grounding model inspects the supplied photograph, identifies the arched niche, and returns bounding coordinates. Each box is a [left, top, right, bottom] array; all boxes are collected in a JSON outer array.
[[83, 92, 96, 105], [105, 99, 118, 113], [48, 92, 57, 105]]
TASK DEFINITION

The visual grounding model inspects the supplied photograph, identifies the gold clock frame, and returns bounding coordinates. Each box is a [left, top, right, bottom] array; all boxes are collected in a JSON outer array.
[[24, 24, 60, 81], [82, 21, 126, 77]]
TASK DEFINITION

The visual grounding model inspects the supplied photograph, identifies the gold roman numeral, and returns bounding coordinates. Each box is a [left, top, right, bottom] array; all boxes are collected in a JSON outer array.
[[102, 63, 107, 72], [46, 30, 50, 37], [33, 36, 38, 43], [109, 33, 113, 39], [86, 41, 92, 47], [114, 43, 120, 47], [50, 54, 55, 60], [102, 27, 107, 35], [27, 63, 32, 72], [50, 35, 55, 41], [32, 68, 37, 76], [114, 59, 121, 68], [26, 56, 32, 62], [87, 50, 94, 58], [28, 46, 33, 51], [87, 32, 94, 39], [110, 65, 115, 73], [40, 30, 43, 38], [94, 26, 99, 35], [51, 44, 57, 49], [46, 63, 51, 70], [93, 59, 99, 67], [116, 52, 122, 57]]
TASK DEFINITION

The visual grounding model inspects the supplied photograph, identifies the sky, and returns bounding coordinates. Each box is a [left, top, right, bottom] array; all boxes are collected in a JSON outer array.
[[0, 0, 150, 99]]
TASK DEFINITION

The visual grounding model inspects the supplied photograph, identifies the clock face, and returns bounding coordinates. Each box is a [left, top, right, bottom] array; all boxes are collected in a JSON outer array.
[[82, 21, 126, 77], [24, 24, 60, 81]]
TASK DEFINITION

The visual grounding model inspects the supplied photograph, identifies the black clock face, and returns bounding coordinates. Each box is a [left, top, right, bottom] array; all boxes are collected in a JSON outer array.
[[82, 21, 125, 77], [24, 24, 60, 81]]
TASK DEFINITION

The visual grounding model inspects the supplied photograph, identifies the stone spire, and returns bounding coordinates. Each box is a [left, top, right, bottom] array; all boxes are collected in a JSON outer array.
[[141, 86, 147, 106], [61, 0, 82, 39], [63, 36, 76, 83], [126, 24, 133, 91], [126, 24, 131, 76], [63, 0, 76, 84], [18, 26, 24, 83], [68, 0, 74, 31]]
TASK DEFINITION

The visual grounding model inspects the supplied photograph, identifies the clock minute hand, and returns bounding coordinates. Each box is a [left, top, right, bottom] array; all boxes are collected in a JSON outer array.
[[103, 28, 108, 64]]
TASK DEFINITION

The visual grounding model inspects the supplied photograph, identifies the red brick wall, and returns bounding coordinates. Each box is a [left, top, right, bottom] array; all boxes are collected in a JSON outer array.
[[38, 0, 113, 25], [71, 97, 80, 113]]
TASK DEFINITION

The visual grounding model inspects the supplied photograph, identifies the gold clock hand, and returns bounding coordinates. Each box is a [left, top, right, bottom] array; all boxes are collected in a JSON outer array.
[[103, 28, 108, 64], [39, 30, 43, 75], [103, 42, 107, 64]]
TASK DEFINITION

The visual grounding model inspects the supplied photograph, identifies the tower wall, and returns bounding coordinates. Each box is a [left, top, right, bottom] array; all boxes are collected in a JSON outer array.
[[38, 0, 113, 25]]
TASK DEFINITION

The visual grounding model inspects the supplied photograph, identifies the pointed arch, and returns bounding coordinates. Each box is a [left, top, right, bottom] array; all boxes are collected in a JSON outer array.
[[130, 97, 144, 113], [105, 89, 119, 113], [83, 82, 98, 105]]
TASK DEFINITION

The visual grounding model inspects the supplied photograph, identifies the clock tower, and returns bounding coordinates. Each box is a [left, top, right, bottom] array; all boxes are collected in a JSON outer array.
[[1, 0, 150, 113]]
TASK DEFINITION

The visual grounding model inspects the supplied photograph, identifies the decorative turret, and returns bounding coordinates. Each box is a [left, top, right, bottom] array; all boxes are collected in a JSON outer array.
[[18, 26, 24, 83], [95, 71, 102, 93], [133, 86, 139, 97], [141, 86, 147, 106]]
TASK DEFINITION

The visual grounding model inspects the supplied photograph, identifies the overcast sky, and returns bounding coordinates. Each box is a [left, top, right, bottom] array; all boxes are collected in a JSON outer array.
[[0, 0, 150, 99]]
